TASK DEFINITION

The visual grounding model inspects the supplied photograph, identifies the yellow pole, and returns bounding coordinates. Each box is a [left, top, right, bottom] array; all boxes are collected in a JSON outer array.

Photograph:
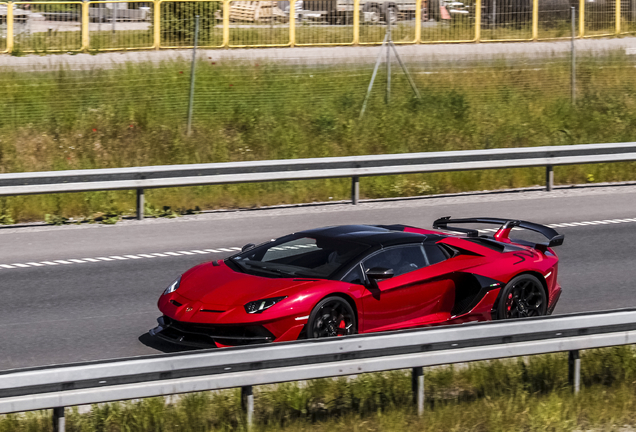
[[81, 0, 90, 51], [615, 0, 621, 34], [153, 0, 161, 49], [474, 0, 481, 42], [579, 0, 584, 36], [532, 0, 538, 40], [289, 0, 295, 47], [222, 0, 229, 47], [353, 0, 360, 45], [415, 0, 421, 43], [6, 2, 13, 53]]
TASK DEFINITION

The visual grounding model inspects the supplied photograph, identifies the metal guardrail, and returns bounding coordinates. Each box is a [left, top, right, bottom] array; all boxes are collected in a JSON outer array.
[[1, 142, 635, 220], [2, 308, 636, 431]]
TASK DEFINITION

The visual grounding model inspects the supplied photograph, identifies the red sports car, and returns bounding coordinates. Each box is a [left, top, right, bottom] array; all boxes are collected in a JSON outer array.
[[150, 217, 563, 348]]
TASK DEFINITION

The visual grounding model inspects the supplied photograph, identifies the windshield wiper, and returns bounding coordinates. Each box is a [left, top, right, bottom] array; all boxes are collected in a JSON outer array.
[[242, 261, 296, 277]]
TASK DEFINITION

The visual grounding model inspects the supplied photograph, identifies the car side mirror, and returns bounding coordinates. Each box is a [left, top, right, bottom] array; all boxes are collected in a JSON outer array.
[[242, 243, 256, 252], [366, 267, 394, 280]]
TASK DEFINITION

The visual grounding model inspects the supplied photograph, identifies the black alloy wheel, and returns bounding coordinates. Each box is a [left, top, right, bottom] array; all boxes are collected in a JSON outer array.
[[307, 296, 357, 338], [497, 274, 547, 319]]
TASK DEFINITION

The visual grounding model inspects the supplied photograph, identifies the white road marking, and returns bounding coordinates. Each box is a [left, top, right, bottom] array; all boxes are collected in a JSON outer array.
[[1, 217, 634, 270]]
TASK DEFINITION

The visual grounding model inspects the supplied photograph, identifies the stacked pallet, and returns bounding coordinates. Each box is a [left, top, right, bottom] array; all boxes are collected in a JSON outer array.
[[215, 1, 287, 22]]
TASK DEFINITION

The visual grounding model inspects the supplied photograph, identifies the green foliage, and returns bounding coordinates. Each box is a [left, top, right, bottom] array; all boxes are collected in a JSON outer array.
[[159, 3, 221, 45], [1, 53, 636, 223]]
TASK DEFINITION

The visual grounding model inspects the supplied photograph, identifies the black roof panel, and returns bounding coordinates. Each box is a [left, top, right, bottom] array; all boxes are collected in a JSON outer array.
[[298, 224, 441, 247]]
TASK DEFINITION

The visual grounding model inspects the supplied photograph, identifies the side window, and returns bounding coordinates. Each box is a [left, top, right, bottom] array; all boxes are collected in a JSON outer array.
[[362, 245, 427, 277], [423, 244, 448, 265], [342, 264, 365, 285]]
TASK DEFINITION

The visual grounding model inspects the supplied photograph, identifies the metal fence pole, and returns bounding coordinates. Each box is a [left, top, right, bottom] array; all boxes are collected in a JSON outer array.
[[136, 188, 144, 220], [569, 350, 581, 394], [386, 20, 391, 104], [571, 7, 576, 105], [222, 0, 230, 47], [53, 407, 65, 432], [616, 0, 621, 34], [112, 2, 117, 35], [153, 0, 161, 49], [289, 0, 296, 47], [532, 0, 538, 40], [353, 0, 360, 44], [351, 176, 360, 204], [579, 0, 585, 36], [546, 165, 554, 191], [241, 386, 254, 430], [187, 15, 200, 136], [81, 0, 90, 51], [6, 2, 13, 54], [412, 367, 424, 416], [475, 0, 481, 41], [415, 0, 422, 43]]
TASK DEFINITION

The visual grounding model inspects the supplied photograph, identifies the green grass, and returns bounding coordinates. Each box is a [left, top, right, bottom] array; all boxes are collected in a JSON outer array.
[[1, 52, 636, 223], [3, 346, 636, 431]]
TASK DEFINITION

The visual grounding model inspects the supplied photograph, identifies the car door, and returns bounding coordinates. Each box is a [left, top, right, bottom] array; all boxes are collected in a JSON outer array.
[[358, 244, 454, 333]]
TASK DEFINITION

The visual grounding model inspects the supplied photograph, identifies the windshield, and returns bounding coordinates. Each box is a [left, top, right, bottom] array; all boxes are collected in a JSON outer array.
[[229, 235, 369, 279]]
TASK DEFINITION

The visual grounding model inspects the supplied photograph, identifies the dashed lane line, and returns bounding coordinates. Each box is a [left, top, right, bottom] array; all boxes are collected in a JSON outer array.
[[1, 218, 634, 270]]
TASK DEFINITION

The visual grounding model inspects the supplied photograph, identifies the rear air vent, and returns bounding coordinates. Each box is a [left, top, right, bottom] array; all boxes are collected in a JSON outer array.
[[200, 309, 225, 313], [170, 300, 183, 307]]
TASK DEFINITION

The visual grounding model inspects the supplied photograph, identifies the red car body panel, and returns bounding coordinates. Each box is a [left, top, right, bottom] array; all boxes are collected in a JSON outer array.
[[152, 219, 563, 348]]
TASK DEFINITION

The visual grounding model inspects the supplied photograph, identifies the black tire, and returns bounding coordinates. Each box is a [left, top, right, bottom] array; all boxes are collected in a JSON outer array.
[[367, 6, 382, 24], [427, 0, 441, 21], [496, 274, 547, 319], [307, 296, 357, 338]]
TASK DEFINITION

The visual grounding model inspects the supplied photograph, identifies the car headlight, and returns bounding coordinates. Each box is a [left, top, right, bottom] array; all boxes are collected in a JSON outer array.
[[244, 296, 287, 314], [163, 276, 181, 296]]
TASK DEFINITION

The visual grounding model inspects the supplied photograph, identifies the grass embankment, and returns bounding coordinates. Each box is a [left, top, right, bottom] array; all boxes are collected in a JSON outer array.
[[1, 52, 636, 223], [3, 346, 636, 431]]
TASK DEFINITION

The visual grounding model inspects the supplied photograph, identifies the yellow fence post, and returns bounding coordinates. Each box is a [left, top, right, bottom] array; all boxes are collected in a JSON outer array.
[[615, 0, 621, 34], [289, 0, 295, 47], [532, 0, 538, 40], [6, 1, 13, 53], [222, 0, 230, 47], [415, 0, 421, 43], [474, 0, 481, 42], [579, 0, 585, 36], [81, 0, 90, 51], [353, 0, 360, 45], [153, 0, 161, 49]]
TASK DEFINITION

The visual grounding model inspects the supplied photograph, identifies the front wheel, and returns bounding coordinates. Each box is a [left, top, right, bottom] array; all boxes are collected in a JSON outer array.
[[307, 296, 357, 338], [496, 274, 547, 319]]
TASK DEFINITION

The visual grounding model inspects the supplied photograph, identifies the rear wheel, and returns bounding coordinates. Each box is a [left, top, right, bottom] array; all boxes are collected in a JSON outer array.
[[307, 296, 357, 338], [497, 274, 547, 319]]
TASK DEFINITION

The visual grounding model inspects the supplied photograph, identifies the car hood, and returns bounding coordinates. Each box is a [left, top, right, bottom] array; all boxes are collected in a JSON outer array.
[[176, 261, 320, 306]]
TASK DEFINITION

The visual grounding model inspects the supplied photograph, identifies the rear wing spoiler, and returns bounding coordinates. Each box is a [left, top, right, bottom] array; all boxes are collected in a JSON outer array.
[[433, 217, 564, 250]]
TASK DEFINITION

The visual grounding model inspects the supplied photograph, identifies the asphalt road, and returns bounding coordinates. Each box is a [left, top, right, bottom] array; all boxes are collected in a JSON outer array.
[[1, 183, 635, 371]]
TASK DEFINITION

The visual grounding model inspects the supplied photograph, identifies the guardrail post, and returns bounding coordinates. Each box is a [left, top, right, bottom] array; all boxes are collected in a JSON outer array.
[[222, 0, 230, 48], [136, 188, 144, 220], [546, 165, 554, 191], [412, 367, 424, 416], [353, 0, 360, 45], [351, 176, 360, 204], [241, 385, 254, 429], [569, 350, 581, 394], [53, 407, 65, 432]]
